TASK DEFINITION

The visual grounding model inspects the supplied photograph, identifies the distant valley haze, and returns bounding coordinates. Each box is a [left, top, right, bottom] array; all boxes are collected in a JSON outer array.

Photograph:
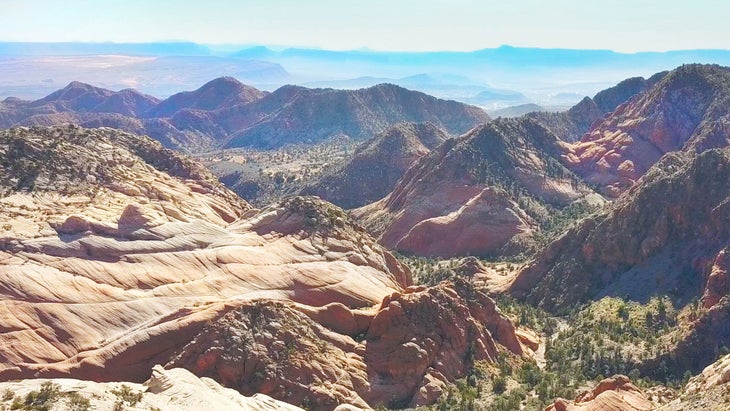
[[1, 0, 729, 108], [2, 42, 730, 111]]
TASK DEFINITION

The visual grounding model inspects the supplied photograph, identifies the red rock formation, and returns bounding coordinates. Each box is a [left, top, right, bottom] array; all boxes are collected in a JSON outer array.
[[0, 126, 410, 384], [169, 279, 531, 410], [545, 375, 652, 411], [355, 117, 598, 258], [565, 64, 730, 196], [301, 122, 449, 209], [702, 247, 730, 309], [512, 147, 730, 311]]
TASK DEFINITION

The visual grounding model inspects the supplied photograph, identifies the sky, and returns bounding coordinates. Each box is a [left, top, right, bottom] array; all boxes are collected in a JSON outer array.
[[0, 0, 728, 52]]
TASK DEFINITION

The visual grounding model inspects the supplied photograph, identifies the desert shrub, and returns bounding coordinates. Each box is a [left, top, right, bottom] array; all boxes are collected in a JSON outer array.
[[65, 392, 91, 411], [110, 384, 143, 408], [21, 382, 61, 411]]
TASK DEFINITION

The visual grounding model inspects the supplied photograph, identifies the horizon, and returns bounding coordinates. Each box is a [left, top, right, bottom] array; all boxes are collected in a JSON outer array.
[[4, 40, 730, 55], [2, 0, 728, 53]]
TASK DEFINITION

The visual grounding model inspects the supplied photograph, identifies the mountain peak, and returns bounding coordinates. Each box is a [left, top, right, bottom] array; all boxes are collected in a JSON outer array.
[[147, 76, 264, 117], [200, 76, 245, 89]]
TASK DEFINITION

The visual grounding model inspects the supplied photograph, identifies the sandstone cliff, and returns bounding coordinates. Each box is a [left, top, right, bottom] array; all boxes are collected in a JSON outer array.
[[545, 375, 652, 411], [0, 365, 303, 411]]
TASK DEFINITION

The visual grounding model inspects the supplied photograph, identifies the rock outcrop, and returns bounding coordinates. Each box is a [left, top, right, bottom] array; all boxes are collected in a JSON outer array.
[[545, 375, 652, 411], [564, 64, 730, 196], [301, 122, 449, 209], [169, 278, 530, 410], [0, 365, 304, 411], [0, 126, 410, 384], [655, 354, 730, 410], [355, 117, 599, 258]]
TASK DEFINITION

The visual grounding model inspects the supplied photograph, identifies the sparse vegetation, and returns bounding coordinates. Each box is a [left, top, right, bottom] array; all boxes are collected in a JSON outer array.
[[110, 384, 143, 410], [65, 392, 91, 411], [13, 382, 61, 411], [199, 137, 358, 206]]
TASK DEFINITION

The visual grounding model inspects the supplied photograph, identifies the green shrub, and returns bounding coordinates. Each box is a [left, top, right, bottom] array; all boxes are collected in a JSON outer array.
[[65, 392, 91, 411], [110, 384, 143, 407], [492, 375, 507, 394], [22, 382, 61, 411]]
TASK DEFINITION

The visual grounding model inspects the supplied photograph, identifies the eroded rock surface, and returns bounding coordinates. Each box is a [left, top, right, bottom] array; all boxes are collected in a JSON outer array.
[[545, 375, 652, 411], [564, 64, 730, 196], [0, 126, 409, 384], [0, 365, 304, 411], [169, 279, 530, 410]]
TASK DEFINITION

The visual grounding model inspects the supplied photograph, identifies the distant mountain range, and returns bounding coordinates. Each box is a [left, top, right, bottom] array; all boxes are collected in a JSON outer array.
[[0, 77, 490, 151], [4, 42, 730, 105], [231, 45, 730, 100]]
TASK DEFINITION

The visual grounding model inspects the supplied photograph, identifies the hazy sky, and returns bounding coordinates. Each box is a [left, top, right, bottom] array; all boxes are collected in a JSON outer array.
[[1, 0, 727, 52]]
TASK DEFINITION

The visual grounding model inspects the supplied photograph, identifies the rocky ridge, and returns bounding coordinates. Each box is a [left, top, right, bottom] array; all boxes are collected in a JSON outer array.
[[511, 147, 730, 311], [564, 64, 730, 196], [526, 96, 603, 143], [0, 79, 489, 151], [354, 117, 600, 258], [592, 72, 667, 114], [168, 278, 532, 410], [0, 366, 304, 411]]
